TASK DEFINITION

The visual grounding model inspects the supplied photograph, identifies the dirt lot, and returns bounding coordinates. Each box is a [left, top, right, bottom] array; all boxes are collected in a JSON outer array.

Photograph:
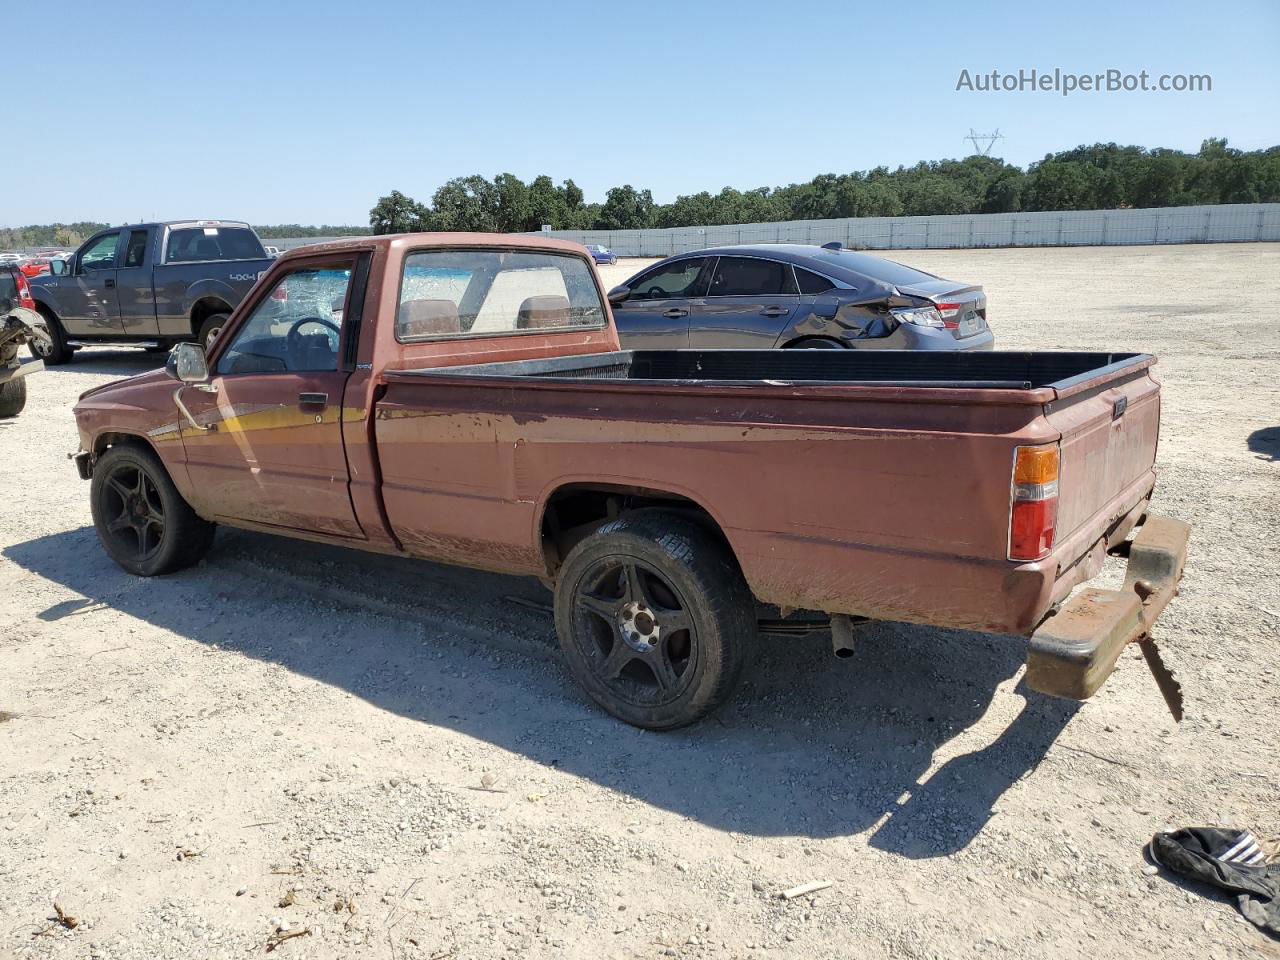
[[2, 243, 1278, 960]]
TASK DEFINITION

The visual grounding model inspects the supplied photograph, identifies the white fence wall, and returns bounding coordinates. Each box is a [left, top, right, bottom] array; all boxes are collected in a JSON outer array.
[[535, 203, 1280, 257]]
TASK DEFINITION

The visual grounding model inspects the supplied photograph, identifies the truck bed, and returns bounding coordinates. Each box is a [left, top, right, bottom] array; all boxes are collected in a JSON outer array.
[[374, 349, 1161, 635], [386, 349, 1150, 393]]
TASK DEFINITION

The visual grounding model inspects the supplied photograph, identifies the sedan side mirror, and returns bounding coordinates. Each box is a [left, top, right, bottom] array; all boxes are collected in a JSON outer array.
[[165, 342, 210, 383], [49, 259, 67, 277], [607, 285, 630, 305]]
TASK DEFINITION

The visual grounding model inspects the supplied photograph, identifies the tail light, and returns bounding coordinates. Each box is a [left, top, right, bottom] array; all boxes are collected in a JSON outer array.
[[271, 283, 288, 301], [933, 302, 962, 330], [890, 305, 946, 328], [1009, 443, 1059, 561], [15, 272, 35, 310]]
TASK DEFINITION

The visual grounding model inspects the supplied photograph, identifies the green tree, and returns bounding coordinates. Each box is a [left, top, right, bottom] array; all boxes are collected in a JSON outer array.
[[594, 185, 655, 230], [431, 176, 500, 232], [369, 191, 429, 234]]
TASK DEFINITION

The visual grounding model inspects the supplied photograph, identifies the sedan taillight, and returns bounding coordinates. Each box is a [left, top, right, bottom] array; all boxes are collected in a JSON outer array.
[[890, 306, 947, 328], [932, 302, 962, 329]]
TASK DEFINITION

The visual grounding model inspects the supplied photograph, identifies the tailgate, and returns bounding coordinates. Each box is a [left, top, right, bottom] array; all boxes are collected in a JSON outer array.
[[1046, 364, 1161, 542]]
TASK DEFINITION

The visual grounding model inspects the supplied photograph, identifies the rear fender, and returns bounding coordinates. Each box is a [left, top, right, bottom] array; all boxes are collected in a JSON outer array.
[[181, 278, 244, 320], [776, 299, 895, 346]]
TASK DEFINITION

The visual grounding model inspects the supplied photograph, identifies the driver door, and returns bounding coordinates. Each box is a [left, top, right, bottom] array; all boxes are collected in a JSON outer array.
[[177, 255, 363, 538], [62, 231, 126, 336], [610, 256, 710, 348]]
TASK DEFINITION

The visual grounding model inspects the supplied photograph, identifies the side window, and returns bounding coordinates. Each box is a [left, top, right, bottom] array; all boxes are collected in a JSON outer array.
[[123, 230, 148, 268], [0, 267, 16, 301], [79, 233, 120, 271], [708, 257, 794, 297], [217, 264, 352, 375], [397, 249, 606, 341], [794, 267, 835, 294], [628, 257, 707, 301], [166, 227, 265, 263]]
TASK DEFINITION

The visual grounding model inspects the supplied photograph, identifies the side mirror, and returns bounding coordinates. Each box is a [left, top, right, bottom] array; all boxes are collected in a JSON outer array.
[[607, 285, 630, 305], [165, 342, 210, 383], [49, 259, 67, 277]]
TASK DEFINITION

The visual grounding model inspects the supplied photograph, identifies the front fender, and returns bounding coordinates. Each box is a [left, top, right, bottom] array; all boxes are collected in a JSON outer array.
[[27, 280, 65, 321]]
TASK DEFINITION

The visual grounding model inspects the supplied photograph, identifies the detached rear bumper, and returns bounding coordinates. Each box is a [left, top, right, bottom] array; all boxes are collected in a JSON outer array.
[[1024, 514, 1190, 701]]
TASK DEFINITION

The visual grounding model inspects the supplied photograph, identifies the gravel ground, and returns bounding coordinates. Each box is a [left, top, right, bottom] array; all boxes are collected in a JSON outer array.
[[1, 243, 1278, 960]]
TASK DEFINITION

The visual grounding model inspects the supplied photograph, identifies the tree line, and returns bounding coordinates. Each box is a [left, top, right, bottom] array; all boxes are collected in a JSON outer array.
[[6, 139, 1275, 250], [369, 138, 1280, 234], [0, 222, 372, 251]]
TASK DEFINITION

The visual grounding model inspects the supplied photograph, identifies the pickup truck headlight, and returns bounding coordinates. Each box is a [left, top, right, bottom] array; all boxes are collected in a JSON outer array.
[[890, 306, 946, 328]]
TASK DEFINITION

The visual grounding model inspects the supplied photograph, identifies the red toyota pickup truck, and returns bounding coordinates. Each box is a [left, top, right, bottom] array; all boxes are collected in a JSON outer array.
[[71, 234, 1190, 728]]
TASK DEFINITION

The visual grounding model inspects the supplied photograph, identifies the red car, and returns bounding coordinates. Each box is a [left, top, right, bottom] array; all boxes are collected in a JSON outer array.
[[18, 258, 53, 278]]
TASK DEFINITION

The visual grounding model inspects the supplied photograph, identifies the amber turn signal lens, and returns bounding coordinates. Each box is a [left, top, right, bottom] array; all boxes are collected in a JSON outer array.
[[1014, 445, 1059, 485]]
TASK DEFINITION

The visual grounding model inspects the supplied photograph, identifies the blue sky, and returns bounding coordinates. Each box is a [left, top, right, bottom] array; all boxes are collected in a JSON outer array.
[[6, 0, 1277, 226]]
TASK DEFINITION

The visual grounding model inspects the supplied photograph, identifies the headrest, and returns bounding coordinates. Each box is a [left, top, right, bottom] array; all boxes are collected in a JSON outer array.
[[517, 295, 571, 330], [398, 298, 460, 338]]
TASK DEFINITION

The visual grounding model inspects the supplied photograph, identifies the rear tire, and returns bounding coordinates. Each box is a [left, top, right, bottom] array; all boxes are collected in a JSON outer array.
[[0, 377, 27, 417], [30, 311, 72, 365], [196, 313, 231, 351], [553, 511, 756, 729], [90, 443, 216, 576]]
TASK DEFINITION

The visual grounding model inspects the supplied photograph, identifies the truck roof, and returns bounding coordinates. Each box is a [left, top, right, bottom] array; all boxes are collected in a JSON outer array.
[[276, 232, 591, 261]]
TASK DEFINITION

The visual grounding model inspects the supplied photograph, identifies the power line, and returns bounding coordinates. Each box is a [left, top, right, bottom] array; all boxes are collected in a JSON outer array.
[[965, 128, 1005, 156]]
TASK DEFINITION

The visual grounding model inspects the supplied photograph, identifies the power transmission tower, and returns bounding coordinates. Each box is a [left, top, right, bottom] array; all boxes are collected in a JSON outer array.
[[965, 128, 1004, 156]]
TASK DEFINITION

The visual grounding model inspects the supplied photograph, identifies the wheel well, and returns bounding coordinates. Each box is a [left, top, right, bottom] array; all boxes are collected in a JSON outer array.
[[539, 483, 730, 575], [190, 298, 232, 336], [92, 431, 156, 458], [34, 302, 58, 325], [781, 336, 845, 349]]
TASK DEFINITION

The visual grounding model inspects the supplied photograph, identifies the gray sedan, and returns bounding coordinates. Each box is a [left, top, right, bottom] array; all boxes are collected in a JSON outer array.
[[607, 243, 993, 351]]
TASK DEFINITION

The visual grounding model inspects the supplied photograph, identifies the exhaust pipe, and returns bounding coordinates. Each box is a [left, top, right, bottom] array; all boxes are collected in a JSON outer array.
[[831, 614, 857, 659]]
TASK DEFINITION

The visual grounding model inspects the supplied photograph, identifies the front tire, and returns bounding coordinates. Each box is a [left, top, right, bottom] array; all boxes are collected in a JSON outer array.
[[553, 512, 756, 729], [0, 377, 27, 417], [30, 312, 72, 365], [90, 444, 215, 576]]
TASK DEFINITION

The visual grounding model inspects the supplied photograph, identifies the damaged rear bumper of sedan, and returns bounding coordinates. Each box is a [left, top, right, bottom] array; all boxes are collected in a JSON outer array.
[[1024, 514, 1191, 719]]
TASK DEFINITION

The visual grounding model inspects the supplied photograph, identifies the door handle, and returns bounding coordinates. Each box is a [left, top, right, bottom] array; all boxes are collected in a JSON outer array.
[[104, 278, 115, 288], [662, 308, 689, 319], [760, 306, 788, 317], [298, 392, 328, 406]]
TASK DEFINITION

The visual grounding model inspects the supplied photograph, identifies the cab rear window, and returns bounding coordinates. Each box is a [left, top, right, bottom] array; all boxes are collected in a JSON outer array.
[[165, 227, 266, 263], [397, 249, 605, 341]]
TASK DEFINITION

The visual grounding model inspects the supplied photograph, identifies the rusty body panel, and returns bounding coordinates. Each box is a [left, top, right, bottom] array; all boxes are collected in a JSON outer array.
[[71, 233, 1185, 709], [373, 359, 1159, 635]]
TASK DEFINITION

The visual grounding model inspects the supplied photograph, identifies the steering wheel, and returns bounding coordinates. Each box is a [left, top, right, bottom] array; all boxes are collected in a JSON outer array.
[[286, 316, 340, 358], [645, 286, 667, 299]]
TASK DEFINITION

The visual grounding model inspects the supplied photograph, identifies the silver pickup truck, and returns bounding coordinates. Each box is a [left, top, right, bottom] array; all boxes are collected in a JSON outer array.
[[27, 220, 274, 363]]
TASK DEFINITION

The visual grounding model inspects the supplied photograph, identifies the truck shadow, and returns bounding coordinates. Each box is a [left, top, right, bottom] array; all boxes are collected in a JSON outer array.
[[38, 349, 163, 376], [1247, 425, 1279, 461], [5, 525, 1077, 858]]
